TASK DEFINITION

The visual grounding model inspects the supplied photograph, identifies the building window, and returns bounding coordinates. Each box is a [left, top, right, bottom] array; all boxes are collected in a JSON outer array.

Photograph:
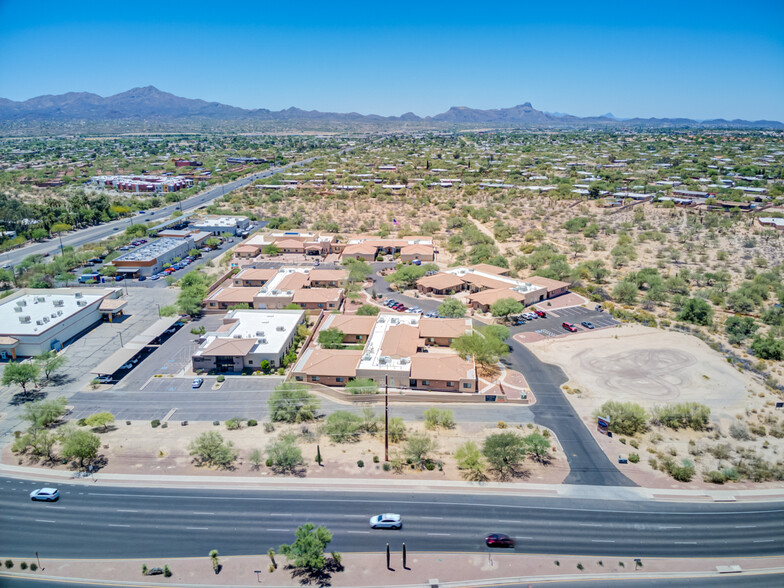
[[463, 382, 472, 389], [318, 303, 324, 308], [422, 380, 429, 386], [312, 376, 320, 382], [248, 361, 253, 365], [336, 377, 344, 382], [357, 335, 363, 340], [295, 376, 303, 381], [447, 381, 454, 387]]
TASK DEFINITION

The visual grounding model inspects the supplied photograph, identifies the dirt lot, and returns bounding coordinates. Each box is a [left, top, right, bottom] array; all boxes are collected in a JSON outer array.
[[4, 419, 567, 485], [527, 324, 784, 489]]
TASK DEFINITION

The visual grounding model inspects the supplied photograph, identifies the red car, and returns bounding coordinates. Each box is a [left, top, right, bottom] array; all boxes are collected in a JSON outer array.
[[534, 309, 546, 318], [562, 322, 578, 332], [396, 306, 407, 312], [485, 533, 515, 548]]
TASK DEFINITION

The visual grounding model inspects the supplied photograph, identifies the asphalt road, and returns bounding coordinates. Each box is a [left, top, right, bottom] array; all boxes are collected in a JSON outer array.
[[0, 156, 320, 268], [2, 479, 782, 559], [1, 574, 782, 588]]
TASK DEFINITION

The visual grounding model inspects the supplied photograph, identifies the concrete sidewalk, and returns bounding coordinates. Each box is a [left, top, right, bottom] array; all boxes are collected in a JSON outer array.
[[0, 552, 782, 587], [3, 461, 784, 503]]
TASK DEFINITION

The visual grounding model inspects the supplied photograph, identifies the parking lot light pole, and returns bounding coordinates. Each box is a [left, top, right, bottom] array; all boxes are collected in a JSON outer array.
[[384, 375, 389, 462]]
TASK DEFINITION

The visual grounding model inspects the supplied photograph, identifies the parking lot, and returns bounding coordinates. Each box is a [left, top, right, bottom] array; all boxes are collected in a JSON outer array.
[[508, 305, 618, 337], [141, 376, 284, 393]]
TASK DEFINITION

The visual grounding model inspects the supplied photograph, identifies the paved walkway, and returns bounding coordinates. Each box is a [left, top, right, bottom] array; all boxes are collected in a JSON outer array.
[[0, 552, 781, 587], [3, 461, 784, 502]]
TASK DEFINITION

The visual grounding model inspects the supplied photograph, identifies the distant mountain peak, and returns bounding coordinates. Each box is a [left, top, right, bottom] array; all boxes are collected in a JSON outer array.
[[0, 88, 781, 130]]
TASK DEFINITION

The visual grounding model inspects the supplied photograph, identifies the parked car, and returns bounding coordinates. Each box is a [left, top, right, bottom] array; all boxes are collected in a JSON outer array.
[[120, 362, 134, 370], [150, 275, 160, 280], [562, 322, 578, 332], [30, 488, 59, 502], [534, 309, 546, 318], [485, 533, 514, 548], [192, 378, 204, 389], [96, 375, 113, 384], [138, 276, 146, 281], [369, 513, 402, 530], [581, 321, 595, 329]]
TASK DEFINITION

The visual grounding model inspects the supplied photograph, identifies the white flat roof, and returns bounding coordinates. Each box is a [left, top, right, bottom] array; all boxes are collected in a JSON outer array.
[[257, 267, 311, 297], [207, 309, 303, 355], [357, 313, 419, 373], [192, 215, 249, 227], [0, 290, 108, 336]]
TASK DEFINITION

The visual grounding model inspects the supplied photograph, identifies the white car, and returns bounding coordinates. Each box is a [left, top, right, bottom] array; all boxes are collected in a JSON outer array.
[[369, 513, 402, 529], [30, 488, 59, 502]]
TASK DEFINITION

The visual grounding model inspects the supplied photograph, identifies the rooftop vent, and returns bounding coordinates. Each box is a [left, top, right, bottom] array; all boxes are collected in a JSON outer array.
[[57, 310, 63, 316], [53, 299, 64, 307], [19, 315, 31, 324], [77, 300, 87, 307], [255, 331, 265, 337], [233, 334, 242, 338], [276, 325, 286, 332], [259, 338, 267, 344], [36, 320, 43, 325], [42, 316, 49, 323], [16, 299, 27, 307], [36, 296, 46, 303], [14, 306, 22, 313], [50, 313, 57, 318], [74, 292, 83, 298]]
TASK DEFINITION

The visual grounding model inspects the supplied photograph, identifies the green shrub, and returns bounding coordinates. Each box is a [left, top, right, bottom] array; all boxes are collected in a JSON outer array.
[[213, 420, 220, 426], [596, 401, 648, 436], [225, 417, 241, 430], [373, 455, 379, 463], [382, 462, 391, 471], [424, 461, 436, 471], [20, 562, 27, 570], [704, 470, 726, 484], [30, 563, 37, 571], [161, 422, 168, 429], [357, 459, 364, 468], [628, 453, 640, 463], [164, 565, 172, 577], [247, 419, 258, 427], [264, 422, 275, 433], [323, 411, 362, 443], [142, 564, 148, 576], [651, 402, 711, 430], [77, 418, 87, 426], [151, 419, 160, 428]]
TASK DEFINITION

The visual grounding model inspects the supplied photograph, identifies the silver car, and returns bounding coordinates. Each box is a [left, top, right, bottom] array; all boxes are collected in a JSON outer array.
[[30, 488, 59, 502], [369, 513, 402, 529]]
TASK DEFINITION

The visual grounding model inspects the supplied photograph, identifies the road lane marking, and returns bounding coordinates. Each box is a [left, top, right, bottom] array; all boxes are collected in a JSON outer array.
[[186, 527, 209, 530], [46, 506, 66, 510], [117, 509, 138, 513], [108, 524, 130, 528], [269, 513, 291, 517], [421, 516, 444, 520], [83, 492, 784, 516], [674, 541, 697, 544], [347, 531, 370, 534], [35, 519, 55, 523], [266, 528, 290, 532], [591, 539, 615, 543], [342, 515, 367, 518], [753, 539, 774, 543], [427, 533, 451, 536], [735, 525, 757, 528], [658, 526, 682, 529], [578, 523, 601, 527], [192, 512, 215, 515]]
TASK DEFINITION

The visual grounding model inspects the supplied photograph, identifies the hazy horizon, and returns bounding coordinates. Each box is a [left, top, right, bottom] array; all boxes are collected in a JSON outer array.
[[1, 0, 783, 121]]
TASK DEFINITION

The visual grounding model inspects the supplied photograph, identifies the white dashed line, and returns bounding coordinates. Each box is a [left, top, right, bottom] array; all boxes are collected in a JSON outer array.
[[266, 528, 290, 532], [753, 539, 774, 543], [35, 519, 56, 523], [108, 524, 130, 528], [186, 527, 208, 530], [427, 533, 451, 536], [591, 539, 615, 543], [117, 509, 138, 513]]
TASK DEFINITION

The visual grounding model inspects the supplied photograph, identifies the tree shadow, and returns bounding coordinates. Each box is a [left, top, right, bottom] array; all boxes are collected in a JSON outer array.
[[46, 373, 76, 388], [9, 389, 47, 405], [288, 557, 343, 586]]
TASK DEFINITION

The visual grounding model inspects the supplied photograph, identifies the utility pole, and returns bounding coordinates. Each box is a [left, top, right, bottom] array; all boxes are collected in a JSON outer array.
[[384, 375, 389, 462]]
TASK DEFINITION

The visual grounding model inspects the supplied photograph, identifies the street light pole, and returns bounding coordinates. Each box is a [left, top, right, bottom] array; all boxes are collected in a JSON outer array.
[[384, 375, 389, 462]]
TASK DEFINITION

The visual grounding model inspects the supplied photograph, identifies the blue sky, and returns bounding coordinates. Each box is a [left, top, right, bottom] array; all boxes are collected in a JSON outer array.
[[1, 1, 783, 120]]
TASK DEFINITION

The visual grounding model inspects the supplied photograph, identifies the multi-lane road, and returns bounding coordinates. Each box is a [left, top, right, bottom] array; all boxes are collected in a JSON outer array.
[[1, 478, 782, 559], [0, 155, 320, 268]]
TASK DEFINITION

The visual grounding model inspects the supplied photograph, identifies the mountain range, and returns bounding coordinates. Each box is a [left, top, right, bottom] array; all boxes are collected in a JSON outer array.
[[1, 86, 782, 129]]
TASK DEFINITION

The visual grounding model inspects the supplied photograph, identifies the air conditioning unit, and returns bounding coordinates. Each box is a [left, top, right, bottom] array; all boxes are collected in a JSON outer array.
[[53, 299, 64, 307], [50, 313, 57, 318], [255, 331, 265, 337], [36, 319, 44, 325], [19, 315, 31, 324], [42, 317, 49, 323], [276, 325, 285, 331], [57, 310, 63, 316], [16, 300, 27, 307], [77, 300, 87, 307], [259, 338, 267, 344], [233, 334, 242, 338], [36, 296, 45, 303], [14, 306, 22, 313], [74, 292, 83, 298]]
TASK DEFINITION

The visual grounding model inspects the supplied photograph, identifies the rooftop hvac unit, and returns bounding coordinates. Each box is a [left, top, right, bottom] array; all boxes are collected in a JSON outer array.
[[77, 300, 87, 307], [53, 299, 64, 307], [362, 354, 371, 361], [255, 331, 265, 337], [379, 356, 388, 365], [259, 338, 267, 344], [233, 334, 242, 338], [19, 315, 31, 324], [36, 320, 43, 325], [36, 296, 45, 303], [51, 313, 57, 318], [57, 310, 63, 316], [400, 358, 410, 365], [14, 306, 22, 313], [276, 325, 286, 331], [42, 316, 49, 323], [74, 292, 83, 298], [16, 299, 26, 307]]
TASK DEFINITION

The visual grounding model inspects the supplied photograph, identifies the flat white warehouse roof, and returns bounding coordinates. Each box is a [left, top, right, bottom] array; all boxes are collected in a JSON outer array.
[[0, 290, 105, 336]]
